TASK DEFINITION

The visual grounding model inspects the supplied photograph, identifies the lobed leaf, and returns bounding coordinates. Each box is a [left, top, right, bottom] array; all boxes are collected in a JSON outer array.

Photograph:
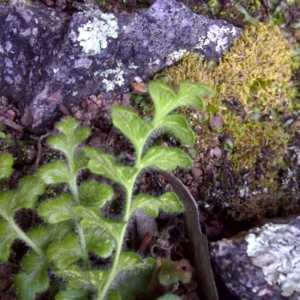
[[38, 194, 74, 224], [159, 115, 195, 145], [47, 235, 83, 269], [176, 81, 212, 109], [85, 147, 138, 187], [55, 265, 109, 291], [28, 223, 73, 250], [74, 150, 89, 174], [0, 220, 18, 262], [56, 284, 90, 300], [38, 161, 71, 184], [55, 116, 81, 137], [111, 106, 153, 153], [47, 118, 90, 161], [107, 291, 122, 300], [158, 192, 184, 214], [74, 205, 126, 242], [149, 81, 211, 123], [0, 175, 44, 217], [148, 80, 177, 120], [141, 146, 193, 170], [131, 192, 184, 217], [0, 153, 13, 179], [79, 180, 114, 208], [116, 252, 144, 275], [85, 227, 115, 258], [15, 252, 49, 300]]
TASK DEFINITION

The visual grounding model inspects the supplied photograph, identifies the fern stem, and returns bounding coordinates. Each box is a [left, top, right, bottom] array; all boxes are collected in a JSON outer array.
[[7, 217, 43, 257], [70, 173, 90, 268], [97, 182, 136, 300]]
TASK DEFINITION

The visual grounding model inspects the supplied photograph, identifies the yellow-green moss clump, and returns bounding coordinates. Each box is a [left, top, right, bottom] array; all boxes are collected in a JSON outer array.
[[159, 22, 295, 170], [156, 22, 299, 220]]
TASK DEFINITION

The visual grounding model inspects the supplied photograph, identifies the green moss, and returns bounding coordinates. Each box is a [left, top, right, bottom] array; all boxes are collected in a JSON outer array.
[[156, 22, 300, 220]]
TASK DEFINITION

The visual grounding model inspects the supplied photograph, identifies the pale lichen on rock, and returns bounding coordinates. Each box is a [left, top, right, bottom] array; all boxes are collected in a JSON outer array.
[[100, 61, 124, 92], [245, 219, 300, 297], [76, 10, 119, 55]]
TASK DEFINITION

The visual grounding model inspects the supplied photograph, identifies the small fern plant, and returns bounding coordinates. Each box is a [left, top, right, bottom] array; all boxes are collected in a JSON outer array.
[[0, 80, 212, 300]]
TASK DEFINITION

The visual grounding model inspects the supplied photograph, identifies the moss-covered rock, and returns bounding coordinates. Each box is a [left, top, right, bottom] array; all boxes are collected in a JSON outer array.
[[156, 22, 300, 221]]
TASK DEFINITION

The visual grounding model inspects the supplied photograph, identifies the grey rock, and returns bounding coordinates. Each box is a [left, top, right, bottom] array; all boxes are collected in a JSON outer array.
[[210, 217, 300, 300], [0, 0, 242, 132]]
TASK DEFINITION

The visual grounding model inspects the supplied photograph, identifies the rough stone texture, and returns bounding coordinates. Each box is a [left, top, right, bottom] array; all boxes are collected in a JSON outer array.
[[210, 217, 300, 300], [0, 0, 242, 132]]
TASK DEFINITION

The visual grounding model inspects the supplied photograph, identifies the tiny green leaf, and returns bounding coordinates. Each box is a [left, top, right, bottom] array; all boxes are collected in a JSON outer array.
[[141, 146, 192, 170], [38, 161, 71, 184], [0, 153, 13, 179], [15, 252, 49, 300], [74, 206, 126, 242], [0, 220, 18, 262], [47, 235, 83, 269], [85, 147, 138, 187], [111, 106, 153, 152], [131, 192, 184, 217], [38, 194, 74, 223], [79, 180, 114, 208], [159, 115, 195, 145]]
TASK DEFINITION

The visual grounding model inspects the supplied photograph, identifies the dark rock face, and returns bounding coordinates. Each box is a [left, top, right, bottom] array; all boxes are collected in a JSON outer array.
[[210, 217, 300, 300], [0, 0, 242, 132]]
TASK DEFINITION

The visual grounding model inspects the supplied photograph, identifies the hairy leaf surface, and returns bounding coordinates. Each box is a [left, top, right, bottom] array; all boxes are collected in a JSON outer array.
[[0, 153, 13, 179], [85, 147, 138, 187], [38, 194, 74, 223], [15, 252, 49, 300], [159, 115, 195, 145], [38, 161, 71, 184], [131, 192, 184, 217], [74, 206, 125, 242], [148, 81, 177, 120], [28, 223, 73, 250], [79, 180, 113, 208], [141, 146, 192, 170], [0, 176, 44, 216], [56, 265, 109, 291], [0, 220, 17, 262], [111, 106, 153, 152], [47, 235, 83, 269], [85, 227, 114, 258]]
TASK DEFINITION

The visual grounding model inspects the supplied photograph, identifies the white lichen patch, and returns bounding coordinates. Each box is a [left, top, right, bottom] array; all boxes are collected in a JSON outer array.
[[245, 219, 300, 297], [166, 49, 187, 66], [100, 61, 124, 91], [128, 62, 138, 69], [77, 10, 119, 55], [195, 25, 232, 53]]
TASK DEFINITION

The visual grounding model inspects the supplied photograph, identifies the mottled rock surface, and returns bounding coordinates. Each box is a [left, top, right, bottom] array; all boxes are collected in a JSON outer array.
[[210, 217, 300, 300], [0, 0, 242, 132]]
